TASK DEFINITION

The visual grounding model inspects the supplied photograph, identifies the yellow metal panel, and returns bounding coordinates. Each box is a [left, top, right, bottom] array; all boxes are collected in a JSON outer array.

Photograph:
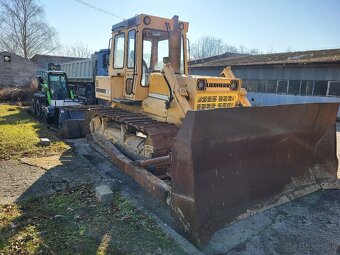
[[139, 14, 189, 35], [149, 73, 169, 95], [95, 76, 111, 101], [111, 76, 124, 99], [142, 96, 168, 119]]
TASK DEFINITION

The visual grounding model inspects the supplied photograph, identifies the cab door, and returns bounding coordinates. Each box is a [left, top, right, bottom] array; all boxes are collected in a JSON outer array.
[[110, 32, 126, 100], [124, 29, 137, 99], [111, 28, 147, 101]]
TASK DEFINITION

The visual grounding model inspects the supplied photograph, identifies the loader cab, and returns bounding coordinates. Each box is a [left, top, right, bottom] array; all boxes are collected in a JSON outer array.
[[47, 72, 70, 100], [39, 71, 73, 104], [95, 14, 189, 103]]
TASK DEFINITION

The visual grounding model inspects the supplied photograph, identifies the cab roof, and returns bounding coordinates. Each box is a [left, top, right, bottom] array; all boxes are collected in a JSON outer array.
[[111, 14, 188, 32]]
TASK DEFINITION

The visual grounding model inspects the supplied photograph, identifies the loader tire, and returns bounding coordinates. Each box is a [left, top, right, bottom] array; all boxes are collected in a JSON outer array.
[[31, 98, 36, 116], [35, 99, 43, 119]]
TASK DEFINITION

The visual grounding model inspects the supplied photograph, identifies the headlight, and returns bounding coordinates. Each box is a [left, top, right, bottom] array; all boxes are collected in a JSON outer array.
[[143, 16, 151, 25], [197, 79, 207, 90], [230, 80, 238, 90]]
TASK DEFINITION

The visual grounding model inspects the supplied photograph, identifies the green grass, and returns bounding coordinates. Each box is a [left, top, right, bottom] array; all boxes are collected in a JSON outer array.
[[0, 185, 186, 255], [0, 104, 69, 160]]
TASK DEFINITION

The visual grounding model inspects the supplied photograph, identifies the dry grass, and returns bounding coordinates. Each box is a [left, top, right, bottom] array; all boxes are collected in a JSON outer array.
[[0, 82, 37, 104], [0, 104, 69, 160]]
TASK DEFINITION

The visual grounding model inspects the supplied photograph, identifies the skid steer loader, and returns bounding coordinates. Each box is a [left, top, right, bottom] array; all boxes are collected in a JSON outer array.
[[31, 64, 87, 138], [87, 14, 340, 246]]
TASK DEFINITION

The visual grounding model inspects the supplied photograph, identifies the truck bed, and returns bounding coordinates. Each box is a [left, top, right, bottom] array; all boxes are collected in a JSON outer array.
[[61, 58, 94, 83]]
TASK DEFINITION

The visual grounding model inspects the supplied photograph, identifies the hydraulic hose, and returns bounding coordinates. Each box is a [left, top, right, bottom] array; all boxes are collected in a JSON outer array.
[[162, 72, 174, 109]]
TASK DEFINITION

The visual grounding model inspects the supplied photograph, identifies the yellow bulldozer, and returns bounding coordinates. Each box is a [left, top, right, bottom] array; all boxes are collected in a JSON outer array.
[[83, 14, 340, 246]]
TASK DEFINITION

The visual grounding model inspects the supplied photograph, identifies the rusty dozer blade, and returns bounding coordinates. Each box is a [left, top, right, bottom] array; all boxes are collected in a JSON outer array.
[[170, 103, 340, 246]]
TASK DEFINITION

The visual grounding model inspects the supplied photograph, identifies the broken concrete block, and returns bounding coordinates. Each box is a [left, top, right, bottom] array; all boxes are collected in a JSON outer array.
[[97, 178, 121, 192], [95, 185, 113, 205], [40, 138, 51, 146]]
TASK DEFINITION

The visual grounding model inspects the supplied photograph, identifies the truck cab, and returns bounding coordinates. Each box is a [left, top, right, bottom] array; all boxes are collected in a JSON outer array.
[[97, 49, 110, 76]]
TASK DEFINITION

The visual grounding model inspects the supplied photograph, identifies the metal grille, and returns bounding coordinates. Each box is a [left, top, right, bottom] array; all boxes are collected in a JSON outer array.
[[195, 94, 236, 110]]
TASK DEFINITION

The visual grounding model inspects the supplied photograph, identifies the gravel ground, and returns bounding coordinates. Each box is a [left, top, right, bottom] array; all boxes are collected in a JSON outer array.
[[0, 161, 47, 204], [0, 153, 101, 204]]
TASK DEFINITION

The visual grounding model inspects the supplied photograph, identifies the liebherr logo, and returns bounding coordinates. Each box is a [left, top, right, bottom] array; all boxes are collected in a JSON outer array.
[[96, 88, 110, 94]]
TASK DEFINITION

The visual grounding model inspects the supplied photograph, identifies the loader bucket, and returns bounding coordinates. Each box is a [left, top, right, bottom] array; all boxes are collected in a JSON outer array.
[[170, 103, 339, 246], [58, 107, 87, 138]]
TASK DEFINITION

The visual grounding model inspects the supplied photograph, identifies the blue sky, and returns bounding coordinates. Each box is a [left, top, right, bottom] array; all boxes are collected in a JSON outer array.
[[40, 0, 340, 53]]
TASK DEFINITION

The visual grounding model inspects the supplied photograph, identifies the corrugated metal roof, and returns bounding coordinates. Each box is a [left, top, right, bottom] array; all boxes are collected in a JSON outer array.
[[190, 48, 340, 67]]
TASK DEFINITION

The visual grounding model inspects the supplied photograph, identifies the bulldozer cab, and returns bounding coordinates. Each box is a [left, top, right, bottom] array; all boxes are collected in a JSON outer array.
[[95, 14, 189, 103], [95, 14, 250, 125]]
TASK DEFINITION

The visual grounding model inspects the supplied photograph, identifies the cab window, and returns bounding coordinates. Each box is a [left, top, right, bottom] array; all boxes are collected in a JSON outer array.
[[49, 74, 68, 100], [127, 30, 136, 68], [113, 33, 125, 69], [141, 29, 169, 87], [141, 29, 185, 87]]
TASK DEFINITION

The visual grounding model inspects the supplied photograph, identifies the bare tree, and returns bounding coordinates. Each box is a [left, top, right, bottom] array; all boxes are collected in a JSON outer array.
[[238, 45, 246, 54], [190, 36, 261, 60], [249, 48, 260, 55], [224, 44, 239, 53], [57, 42, 93, 58], [191, 36, 225, 60], [286, 47, 295, 52], [0, 0, 59, 59]]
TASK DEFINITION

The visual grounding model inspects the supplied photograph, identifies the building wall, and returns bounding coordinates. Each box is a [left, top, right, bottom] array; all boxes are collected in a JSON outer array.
[[0, 52, 38, 87], [234, 65, 340, 81], [190, 67, 221, 76], [247, 92, 340, 117], [191, 64, 340, 81]]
